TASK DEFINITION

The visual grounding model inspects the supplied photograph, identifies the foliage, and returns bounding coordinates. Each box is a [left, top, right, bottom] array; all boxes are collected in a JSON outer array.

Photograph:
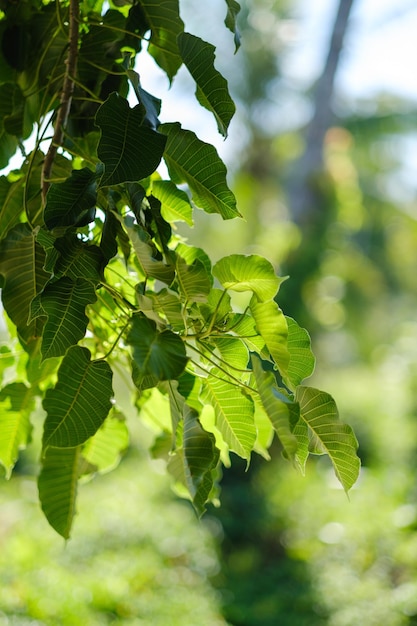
[[0, 0, 359, 537]]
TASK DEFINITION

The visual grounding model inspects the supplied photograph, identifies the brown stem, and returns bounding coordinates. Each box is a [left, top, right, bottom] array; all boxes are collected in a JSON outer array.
[[41, 0, 80, 204]]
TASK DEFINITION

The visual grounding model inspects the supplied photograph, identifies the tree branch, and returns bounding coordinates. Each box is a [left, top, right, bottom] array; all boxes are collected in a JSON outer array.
[[41, 0, 80, 203]]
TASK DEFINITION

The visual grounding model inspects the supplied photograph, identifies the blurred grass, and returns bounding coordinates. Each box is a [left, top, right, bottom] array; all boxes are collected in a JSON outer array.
[[0, 448, 228, 626]]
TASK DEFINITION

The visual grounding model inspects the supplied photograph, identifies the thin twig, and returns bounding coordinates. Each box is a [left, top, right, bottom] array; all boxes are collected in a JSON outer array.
[[41, 0, 80, 203]]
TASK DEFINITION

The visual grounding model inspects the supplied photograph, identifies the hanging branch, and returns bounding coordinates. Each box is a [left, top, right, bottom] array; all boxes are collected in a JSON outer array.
[[41, 0, 80, 203]]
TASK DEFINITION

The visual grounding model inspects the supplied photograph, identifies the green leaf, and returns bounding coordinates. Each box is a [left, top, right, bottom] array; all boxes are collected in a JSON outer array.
[[160, 122, 240, 219], [168, 404, 220, 517], [96, 93, 167, 187], [82, 411, 129, 474], [251, 355, 298, 461], [136, 288, 184, 330], [203, 336, 249, 372], [44, 168, 97, 230], [38, 277, 97, 361], [296, 386, 360, 492], [0, 175, 24, 239], [127, 313, 188, 384], [42, 346, 113, 449], [175, 255, 211, 302], [52, 236, 105, 283], [201, 369, 255, 460], [123, 215, 175, 284], [285, 316, 315, 387], [225, 313, 267, 356], [213, 254, 284, 301], [0, 383, 34, 478], [0, 224, 49, 350], [137, 0, 184, 81], [224, 0, 241, 51], [151, 179, 193, 226], [250, 295, 290, 374], [38, 446, 81, 539], [178, 32, 235, 137]]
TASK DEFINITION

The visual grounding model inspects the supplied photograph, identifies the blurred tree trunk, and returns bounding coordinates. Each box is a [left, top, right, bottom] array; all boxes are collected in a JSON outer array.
[[288, 0, 355, 226]]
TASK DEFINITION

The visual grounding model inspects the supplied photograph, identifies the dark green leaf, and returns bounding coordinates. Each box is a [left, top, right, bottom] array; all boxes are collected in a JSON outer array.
[[42, 346, 113, 449], [39, 277, 97, 361], [224, 0, 241, 51], [160, 122, 240, 219], [127, 313, 188, 383], [38, 446, 81, 539], [44, 168, 97, 230], [178, 32, 235, 137], [137, 0, 184, 81], [127, 70, 162, 130], [96, 93, 167, 187], [123, 215, 175, 284], [0, 223, 49, 350], [53, 236, 105, 283], [0, 175, 24, 239]]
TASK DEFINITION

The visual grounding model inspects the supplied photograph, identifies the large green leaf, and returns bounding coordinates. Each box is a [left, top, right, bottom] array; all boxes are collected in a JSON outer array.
[[178, 32, 235, 137], [213, 254, 284, 301], [51, 235, 105, 283], [37, 277, 97, 361], [42, 346, 113, 449], [151, 179, 193, 226], [224, 0, 241, 51], [250, 295, 290, 374], [96, 93, 167, 187], [285, 316, 315, 387], [296, 386, 360, 492], [175, 255, 211, 303], [205, 336, 249, 371], [168, 404, 219, 517], [201, 370, 255, 460], [137, 0, 184, 81], [44, 168, 97, 230], [127, 313, 188, 384], [160, 122, 239, 219], [0, 223, 49, 350], [251, 356, 298, 461], [82, 411, 129, 474], [0, 383, 34, 478], [38, 446, 81, 539]]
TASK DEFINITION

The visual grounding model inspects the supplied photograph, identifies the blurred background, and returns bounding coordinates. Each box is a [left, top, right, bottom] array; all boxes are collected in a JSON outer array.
[[2, 0, 417, 624]]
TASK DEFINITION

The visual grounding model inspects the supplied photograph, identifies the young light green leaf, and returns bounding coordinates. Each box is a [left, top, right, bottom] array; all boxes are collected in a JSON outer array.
[[225, 314, 267, 356], [251, 355, 298, 461], [178, 32, 235, 137], [168, 404, 220, 517], [96, 93, 167, 187], [39, 277, 97, 361], [213, 254, 284, 301], [285, 316, 316, 387], [151, 179, 193, 226], [224, 0, 241, 51], [38, 445, 81, 539], [203, 336, 249, 371], [296, 386, 360, 492], [127, 313, 188, 383], [82, 411, 129, 474], [250, 295, 290, 375], [0, 383, 34, 478], [160, 122, 240, 219], [42, 346, 113, 449], [44, 168, 97, 230], [0, 223, 49, 350], [123, 215, 175, 284], [201, 369, 255, 460], [175, 255, 211, 302]]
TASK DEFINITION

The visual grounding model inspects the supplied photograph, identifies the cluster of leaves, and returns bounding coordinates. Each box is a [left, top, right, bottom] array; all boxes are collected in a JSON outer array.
[[0, 0, 359, 538]]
